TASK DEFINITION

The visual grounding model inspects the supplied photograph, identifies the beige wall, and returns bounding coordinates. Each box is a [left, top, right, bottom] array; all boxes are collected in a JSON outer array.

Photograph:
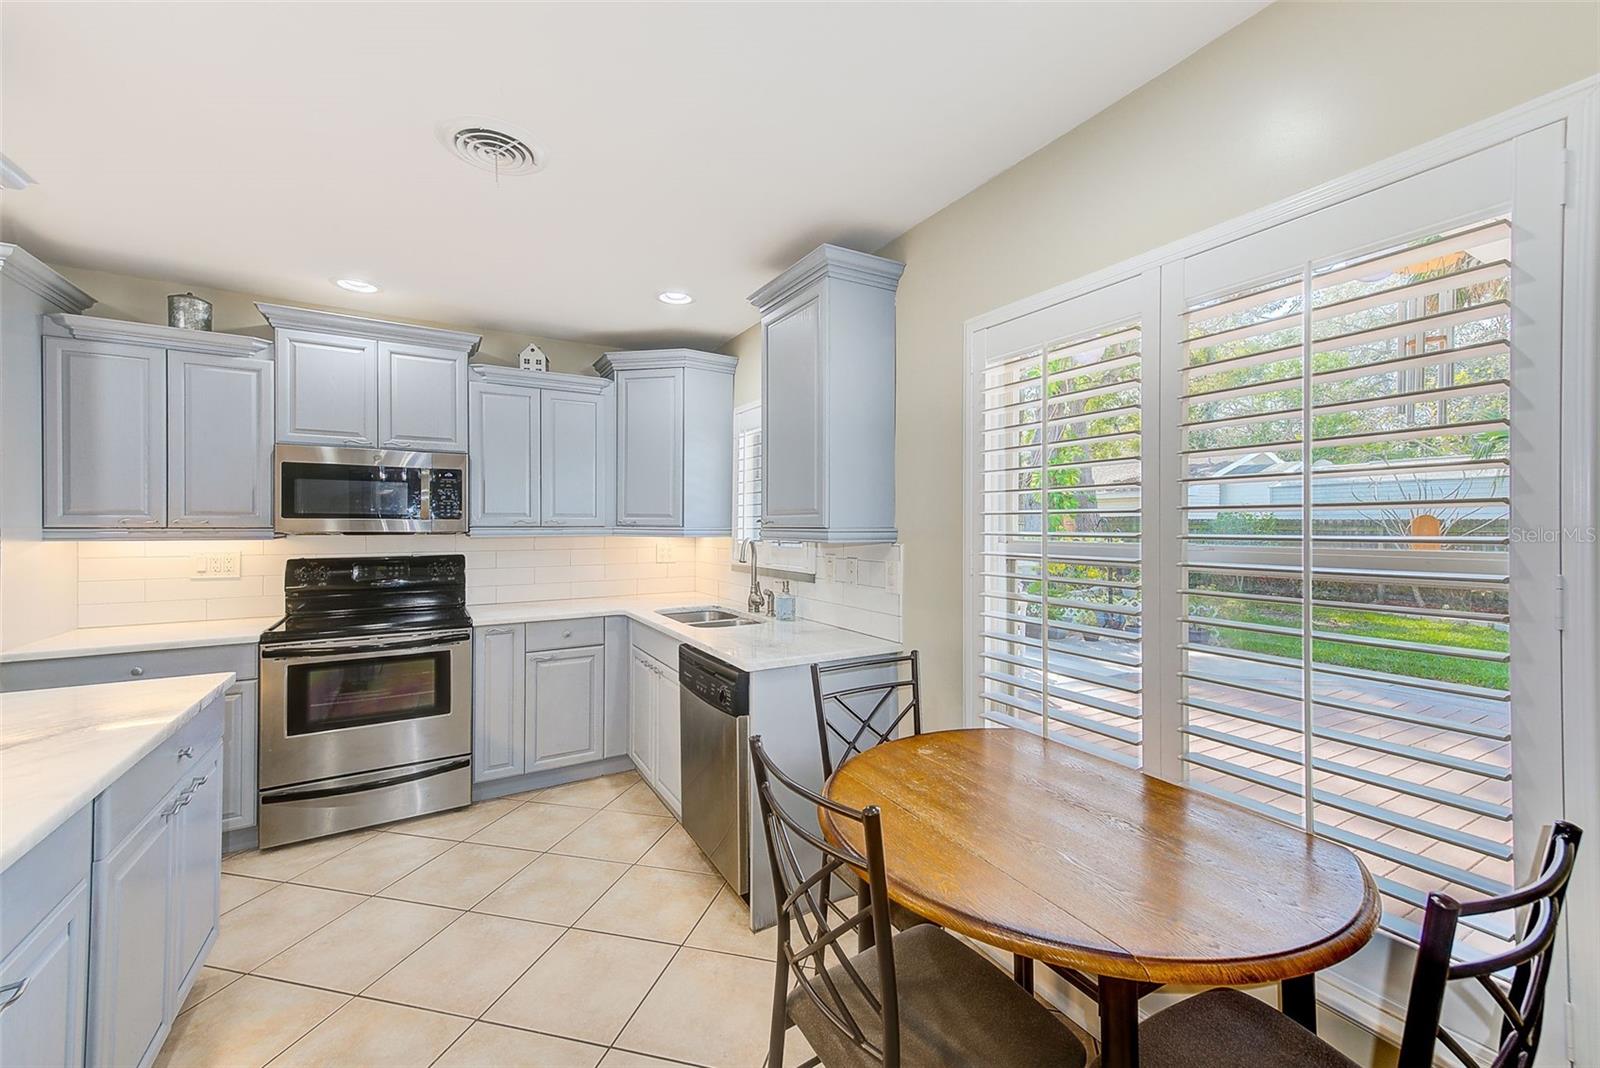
[[724, 1, 1599, 743], [52, 265, 612, 375]]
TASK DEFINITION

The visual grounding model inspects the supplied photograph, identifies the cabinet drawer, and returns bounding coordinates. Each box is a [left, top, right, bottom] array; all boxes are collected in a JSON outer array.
[[0, 644, 257, 693], [94, 695, 224, 859], [1, 808, 90, 959], [629, 621, 680, 670], [524, 617, 604, 651]]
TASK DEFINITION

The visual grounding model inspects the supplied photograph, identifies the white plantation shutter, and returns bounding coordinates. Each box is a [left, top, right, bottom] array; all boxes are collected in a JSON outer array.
[[735, 422, 763, 543]]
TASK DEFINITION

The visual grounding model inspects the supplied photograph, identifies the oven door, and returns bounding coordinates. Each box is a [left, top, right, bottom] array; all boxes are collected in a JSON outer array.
[[259, 630, 472, 789], [275, 444, 467, 534]]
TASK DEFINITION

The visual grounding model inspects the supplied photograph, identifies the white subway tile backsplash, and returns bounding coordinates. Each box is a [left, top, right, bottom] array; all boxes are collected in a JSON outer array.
[[78, 580, 147, 605]]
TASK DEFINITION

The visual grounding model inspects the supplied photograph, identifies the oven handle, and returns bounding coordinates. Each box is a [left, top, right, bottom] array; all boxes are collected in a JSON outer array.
[[259, 757, 471, 804], [261, 630, 472, 660]]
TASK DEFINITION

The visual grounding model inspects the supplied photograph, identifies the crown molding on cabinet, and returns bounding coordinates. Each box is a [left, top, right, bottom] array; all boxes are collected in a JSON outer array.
[[0, 244, 94, 313], [470, 363, 612, 394], [45, 314, 272, 358], [747, 243, 905, 313], [593, 348, 738, 377], [255, 302, 482, 356]]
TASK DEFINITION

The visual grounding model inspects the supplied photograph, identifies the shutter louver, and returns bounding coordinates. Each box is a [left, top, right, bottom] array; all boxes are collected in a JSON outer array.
[[1178, 220, 1516, 948]]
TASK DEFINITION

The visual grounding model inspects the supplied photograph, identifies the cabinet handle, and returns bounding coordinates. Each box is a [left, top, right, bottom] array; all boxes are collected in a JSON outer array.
[[191, 774, 210, 789], [130, 667, 145, 677], [177, 746, 195, 760], [0, 977, 28, 1012]]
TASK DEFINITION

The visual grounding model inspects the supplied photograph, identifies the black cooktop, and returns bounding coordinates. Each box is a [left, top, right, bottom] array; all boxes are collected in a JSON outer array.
[[260, 554, 470, 647]]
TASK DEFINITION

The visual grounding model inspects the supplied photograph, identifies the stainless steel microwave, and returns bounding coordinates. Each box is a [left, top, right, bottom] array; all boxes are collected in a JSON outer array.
[[275, 445, 467, 534]]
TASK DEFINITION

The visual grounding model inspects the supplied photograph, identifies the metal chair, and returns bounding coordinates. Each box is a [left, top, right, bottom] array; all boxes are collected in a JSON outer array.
[[751, 734, 1088, 1068], [1091, 821, 1582, 1068]]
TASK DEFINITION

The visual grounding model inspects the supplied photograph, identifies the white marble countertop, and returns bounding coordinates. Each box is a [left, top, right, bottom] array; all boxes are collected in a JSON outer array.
[[0, 617, 279, 664], [0, 673, 235, 873], [473, 594, 902, 671]]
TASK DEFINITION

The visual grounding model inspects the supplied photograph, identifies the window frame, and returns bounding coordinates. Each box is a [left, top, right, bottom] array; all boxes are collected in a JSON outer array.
[[961, 78, 1599, 1063]]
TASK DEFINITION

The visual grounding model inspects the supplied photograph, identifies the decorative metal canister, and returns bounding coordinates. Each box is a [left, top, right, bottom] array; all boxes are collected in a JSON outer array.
[[167, 292, 213, 331]]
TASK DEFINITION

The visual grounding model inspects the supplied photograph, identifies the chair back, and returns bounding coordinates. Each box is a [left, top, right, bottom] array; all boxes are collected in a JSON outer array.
[[812, 651, 922, 778], [1397, 821, 1582, 1068], [750, 734, 902, 1067]]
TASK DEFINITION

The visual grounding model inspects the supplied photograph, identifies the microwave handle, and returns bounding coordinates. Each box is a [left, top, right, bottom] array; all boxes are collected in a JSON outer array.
[[419, 467, 432, 521]]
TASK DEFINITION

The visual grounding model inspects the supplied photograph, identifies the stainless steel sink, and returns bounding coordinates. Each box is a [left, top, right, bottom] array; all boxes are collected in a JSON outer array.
[[658, 607, 762, 628]]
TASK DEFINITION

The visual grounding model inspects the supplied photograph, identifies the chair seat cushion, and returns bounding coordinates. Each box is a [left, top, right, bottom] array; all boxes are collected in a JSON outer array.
[[1088, 988, 1360, 1068], [788, 924, 1087, 1068]]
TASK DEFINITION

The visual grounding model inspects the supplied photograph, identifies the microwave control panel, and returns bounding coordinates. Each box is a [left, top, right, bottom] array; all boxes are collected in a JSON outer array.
[[430, 470, 463, 519]]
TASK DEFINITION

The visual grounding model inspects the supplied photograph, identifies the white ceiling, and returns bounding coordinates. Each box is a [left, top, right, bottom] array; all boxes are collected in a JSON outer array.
[[1, 2, 1261, 348]]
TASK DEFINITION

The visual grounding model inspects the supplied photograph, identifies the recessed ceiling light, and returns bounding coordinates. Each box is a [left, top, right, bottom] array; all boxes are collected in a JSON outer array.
[[335, 278, 380, 294], [658, 291, 694, 305]]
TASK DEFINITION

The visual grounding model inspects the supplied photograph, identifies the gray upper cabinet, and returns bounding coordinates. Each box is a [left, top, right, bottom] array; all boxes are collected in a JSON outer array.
[[168, 352, 274, 529], [596, 349, 736, 535], [379, 341, 468, 451], [468, 366, 611, 534], [750, 245, 904, 543], [42, 316, 274, 534], [43, 337, 166, 529], [273, 329, 378, 446], [257, 304, 479, 451]]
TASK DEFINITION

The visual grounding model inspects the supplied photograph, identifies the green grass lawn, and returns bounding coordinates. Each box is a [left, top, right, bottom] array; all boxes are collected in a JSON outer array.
[[1191, 599, 1510, 692]]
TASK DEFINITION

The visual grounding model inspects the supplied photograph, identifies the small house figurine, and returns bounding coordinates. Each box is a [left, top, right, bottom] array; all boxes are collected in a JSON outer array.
[[518, 343, 549, 373]]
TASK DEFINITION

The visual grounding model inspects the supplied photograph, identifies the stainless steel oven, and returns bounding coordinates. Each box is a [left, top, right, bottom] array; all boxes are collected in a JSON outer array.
[[275, 444, 467, 534]]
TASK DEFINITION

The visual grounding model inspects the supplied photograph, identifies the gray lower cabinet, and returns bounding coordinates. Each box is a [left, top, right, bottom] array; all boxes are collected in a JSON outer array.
[[472, 625, 527, 783], [43, 337, 167, 529], [0, 812, 91, 1068], [42, 316, 275, 534], [170, 749, 222, 1000], [219, 681, 258, 834], [168, 352, 274, 529], [525, 645, 604, 771], [627, 649, 655, 780], [654, 659, 682, 814], [627, 643, 681, 817]]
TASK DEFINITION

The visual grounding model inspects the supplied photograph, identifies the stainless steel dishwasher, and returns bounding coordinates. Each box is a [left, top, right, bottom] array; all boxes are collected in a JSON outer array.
[[679, 645, 750, 895]]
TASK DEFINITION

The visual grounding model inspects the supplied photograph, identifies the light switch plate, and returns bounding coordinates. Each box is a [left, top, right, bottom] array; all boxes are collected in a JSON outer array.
[[838, 557, 858, 584], [193, 551, 241, 578]]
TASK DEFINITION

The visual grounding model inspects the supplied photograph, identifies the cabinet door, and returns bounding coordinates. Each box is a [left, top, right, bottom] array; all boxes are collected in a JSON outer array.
[[0, 880, 90, 1068], [168, 352, 274, 529], [89, 797, 175, 1068], [379, 341, 468, 451], [614, 368, 684, 527], [275, 329, 378, 446], [468, 382, 540, 530], [220, 681, 259, 833], [654, 663, 683, 816], [170, 748, 222, 1003], [628, 650, 656, 779], [761, 293, 828, 529], [540, 390, 606, 527], [472, 626, 526, 782], [526, 646, 604, 771], [43, 338, 166, 529]]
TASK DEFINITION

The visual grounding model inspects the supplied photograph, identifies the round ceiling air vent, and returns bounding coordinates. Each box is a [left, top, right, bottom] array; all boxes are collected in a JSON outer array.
[[441, 119, 545, 177]]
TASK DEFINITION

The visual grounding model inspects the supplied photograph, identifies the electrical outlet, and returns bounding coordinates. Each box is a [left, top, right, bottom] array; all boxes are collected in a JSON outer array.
[[193, 551, 241, 578], [886, 556, 901, 594], [858, 560, 887, 588], [656, 540, 679, 563], [838, 557, 858, 584]]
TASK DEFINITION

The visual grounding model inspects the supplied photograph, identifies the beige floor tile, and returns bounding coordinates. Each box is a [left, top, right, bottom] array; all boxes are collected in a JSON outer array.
[[255, 896, 457, 993], [270, 997, 468, 1068], [779, 1027, 817, 1068], [517, 769, 640, 809], [482, 928, 675, 1046], [366, 912, 562, 1017], [618, 947, 775, 1068], [177, 966, 240, 1014], [577, 864, 722, 944], [606, 780, 671, 817], [221, 874, 276, 914], [637, 823, 718, 875], [154, 975, 347, 1068], [686, 887, 778, 961], [221, 830, 375, 881], [387, 797, 520, 840], [290, 831, 453, 894], [468, 799, 595, 850], [434, 1022, 607, 1068], [549, 809, 674, 864], [600, 1051, 692, 1068], [379, 841, 538, 908], [208, 883, 365, 972], [474, 852, 631, 926]]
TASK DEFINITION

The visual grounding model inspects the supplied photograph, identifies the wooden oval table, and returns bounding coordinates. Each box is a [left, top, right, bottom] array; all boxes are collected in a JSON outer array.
[[821, 728, 1381, 1068]]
